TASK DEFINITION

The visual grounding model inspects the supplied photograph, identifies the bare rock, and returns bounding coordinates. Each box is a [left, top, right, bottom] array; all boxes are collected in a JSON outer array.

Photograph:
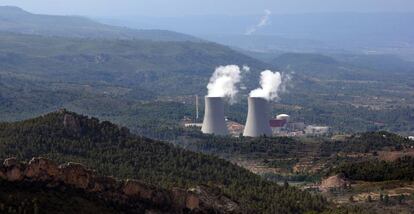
[[0, 157, 240, 213], [63, 113, 82, 134], [122, 179, 155, 199], [122, 179, 170, 207], [189, 186, 239, 213], [90, 176, 119, 192], [25, 157, 60, 181], [59, 162, 95, 189], [186, 193, 200, 210], [3, 157, 18, 167], [3, 157, 25, 182], [170, 188, 188, 209], [320, 174, 350, 192]]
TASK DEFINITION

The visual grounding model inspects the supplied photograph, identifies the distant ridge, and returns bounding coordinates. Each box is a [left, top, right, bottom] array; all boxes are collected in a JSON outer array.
[[0, 6, 201, 41]]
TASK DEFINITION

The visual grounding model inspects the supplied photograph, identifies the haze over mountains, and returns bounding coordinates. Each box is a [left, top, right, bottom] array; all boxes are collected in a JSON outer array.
[[0, 6, 413, 136], [100, 13, 414, 59], [1, 3, 414, 213], [0, 6, 199, 41]]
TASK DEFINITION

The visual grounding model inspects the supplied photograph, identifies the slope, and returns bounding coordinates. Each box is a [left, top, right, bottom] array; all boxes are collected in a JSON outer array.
[[0, 6, 199, 42], [0, 31, 268, 121], [0, 110, 326, 213]]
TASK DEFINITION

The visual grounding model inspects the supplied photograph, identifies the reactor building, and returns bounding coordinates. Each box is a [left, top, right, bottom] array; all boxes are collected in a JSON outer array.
[[201, 96, 228, 136], [243, 97, 272, 137]]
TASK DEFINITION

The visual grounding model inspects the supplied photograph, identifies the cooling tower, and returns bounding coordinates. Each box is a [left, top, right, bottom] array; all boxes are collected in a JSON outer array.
[[201, 97, 228, 136], [243, 97, 272, 137]]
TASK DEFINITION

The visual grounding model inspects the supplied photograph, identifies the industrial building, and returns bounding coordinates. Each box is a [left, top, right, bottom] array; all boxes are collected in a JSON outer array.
[[201, 96, 228, 136], [304, 125, 330, 135], [243, 97, 272, 137], [182, 95, 330, 137]]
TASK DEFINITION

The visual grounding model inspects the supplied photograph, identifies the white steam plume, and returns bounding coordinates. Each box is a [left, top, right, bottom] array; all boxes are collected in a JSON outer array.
[[250, 70, 283, 101], [207, 65, 248, 103], [245, 9, 271, 35]]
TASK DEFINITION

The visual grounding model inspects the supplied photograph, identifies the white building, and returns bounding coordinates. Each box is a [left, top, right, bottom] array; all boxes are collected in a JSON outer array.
[[305, 125, 329, 135]]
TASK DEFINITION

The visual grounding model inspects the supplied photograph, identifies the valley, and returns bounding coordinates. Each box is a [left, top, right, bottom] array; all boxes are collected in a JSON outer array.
[[0, 5, 414, 214]]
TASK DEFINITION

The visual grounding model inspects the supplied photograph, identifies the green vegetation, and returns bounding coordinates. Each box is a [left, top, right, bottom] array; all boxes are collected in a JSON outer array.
[[333, 156, 414, 181], [1, 7, 414, 137], [0, 111, 326, 213], [1, 31, 414, 137], [176, 131, 413, 159], [321, 132, 414, 154], [0, 181, 123, 214]]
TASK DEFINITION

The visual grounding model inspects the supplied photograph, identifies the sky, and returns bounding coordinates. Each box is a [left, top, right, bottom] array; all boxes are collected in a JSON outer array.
[[1, 0, 414, 17]]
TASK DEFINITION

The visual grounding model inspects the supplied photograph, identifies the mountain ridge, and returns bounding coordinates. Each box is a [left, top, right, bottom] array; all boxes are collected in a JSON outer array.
[[0, 6, 201, 42]]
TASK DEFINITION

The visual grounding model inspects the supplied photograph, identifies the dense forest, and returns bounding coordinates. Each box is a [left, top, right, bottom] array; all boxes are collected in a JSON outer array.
[[175, 131, 414, 158], [1, 29, 414, 136], [0, 110, 326, 213], [320, 132, 414, 154], [332, 156, 414, 181]]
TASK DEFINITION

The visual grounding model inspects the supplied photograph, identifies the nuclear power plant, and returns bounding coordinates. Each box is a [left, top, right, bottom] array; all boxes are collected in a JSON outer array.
[[201, 97, 228, 136], [243, 97, 272, 137], [189, 96, 328, 138]]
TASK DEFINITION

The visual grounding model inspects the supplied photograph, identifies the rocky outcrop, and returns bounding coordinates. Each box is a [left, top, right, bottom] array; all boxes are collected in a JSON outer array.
[[62, 110, 82, 135], [319, 174, 350, 192], [0, 157, 240, 213], [3, 157, 25, 182], [25, 157, 60, 181]]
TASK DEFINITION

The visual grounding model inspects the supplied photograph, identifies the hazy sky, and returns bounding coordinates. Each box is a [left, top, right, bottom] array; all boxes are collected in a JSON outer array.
[[1, 0, 414, 16]]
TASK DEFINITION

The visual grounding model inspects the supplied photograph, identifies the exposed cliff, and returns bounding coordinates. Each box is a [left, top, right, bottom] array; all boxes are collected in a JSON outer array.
[[0, 157, 240, 214]]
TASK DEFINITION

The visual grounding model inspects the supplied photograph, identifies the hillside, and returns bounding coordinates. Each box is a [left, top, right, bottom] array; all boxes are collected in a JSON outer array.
[[0, 110, 326, 213], [0, 157, 239, 213], [0, 6, 199, 41], [0, 31, 268, 122], [1, 7, 414, 137], [111, 13, 414, 59], [267, 53, 414, 134], [173, 132, 414, 213]]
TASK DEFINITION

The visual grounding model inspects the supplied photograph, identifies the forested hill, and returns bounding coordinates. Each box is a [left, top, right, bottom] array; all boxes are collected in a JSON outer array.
[[0, 6, 199, 41], [0, 110, 326, 213], [0, 31, 268, 121]]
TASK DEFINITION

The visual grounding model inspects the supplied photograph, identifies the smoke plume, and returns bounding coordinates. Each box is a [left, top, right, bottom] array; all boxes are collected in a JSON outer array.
[[249, 70, 283, 101], [245, 9, 271, 35], [207, 65, 247, 103]]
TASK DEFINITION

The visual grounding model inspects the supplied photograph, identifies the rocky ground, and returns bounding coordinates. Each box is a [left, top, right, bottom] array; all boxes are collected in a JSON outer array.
[[0, 157, 240, 214]]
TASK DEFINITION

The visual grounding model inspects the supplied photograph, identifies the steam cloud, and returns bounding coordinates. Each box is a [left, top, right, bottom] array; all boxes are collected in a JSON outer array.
[[245, 9, 271, 35], [207, 65, 248, 103], [249, 70, 283, 101]]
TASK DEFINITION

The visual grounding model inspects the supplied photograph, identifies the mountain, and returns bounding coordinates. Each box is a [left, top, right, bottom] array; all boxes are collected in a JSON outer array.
[[104, 13, 414, 59], [272, 53, 414, 80], [1, 6, 413, 136], [0, 30, 268, 121], [0, 110, 326, 213], [0, 6, 199, 42]]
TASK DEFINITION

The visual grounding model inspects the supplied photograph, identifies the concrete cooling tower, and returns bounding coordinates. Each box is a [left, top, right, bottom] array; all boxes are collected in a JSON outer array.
[[243, 97, 272, 137], [201, 97, 228, 136]]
